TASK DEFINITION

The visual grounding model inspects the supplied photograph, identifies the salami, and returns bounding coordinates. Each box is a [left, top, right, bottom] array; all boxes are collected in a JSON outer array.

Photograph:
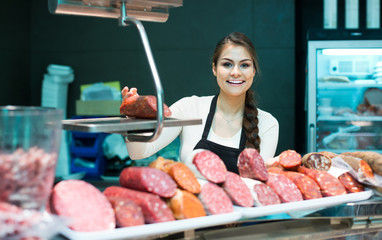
[[168, 189, 206, 220], [120, 87, 171, 118], [339, 155, 375, 179], [279, 150, 302, 170], [107, 196, 144, 227], [252, 182, 281, 206], [167, 162, 201, 194], [237, 148, 268, 181], [338, 172, 365, 193], [283, 171, 322, 200], [222, 172, 254, 207], [119, 167, 177, 198], [342, 151, 382, 176], [51, 180, 116, 232], [103, 186, 175, 223], [193, 150, 227, 183], [267, 167, 285, 174], [199, 182, 233, 215], [302, 152, 332, 171], [297, 166, 347, 197], [266, 173, 303, 203]]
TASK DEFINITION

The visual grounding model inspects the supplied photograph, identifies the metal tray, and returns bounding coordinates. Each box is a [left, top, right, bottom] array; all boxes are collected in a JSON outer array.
[[62, 117, 202, 134]]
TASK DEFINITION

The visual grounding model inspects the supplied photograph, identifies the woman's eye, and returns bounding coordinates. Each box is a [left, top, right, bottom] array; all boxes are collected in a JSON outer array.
[[241, 63, 250, 68], [222, 62, 233, 68]]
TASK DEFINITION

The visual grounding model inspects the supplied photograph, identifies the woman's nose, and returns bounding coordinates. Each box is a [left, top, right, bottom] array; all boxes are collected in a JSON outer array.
[[231, 65, 241, 77]]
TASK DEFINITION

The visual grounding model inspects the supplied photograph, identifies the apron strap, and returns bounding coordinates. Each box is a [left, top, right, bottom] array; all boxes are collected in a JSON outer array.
[[201, 95, 218, 139]]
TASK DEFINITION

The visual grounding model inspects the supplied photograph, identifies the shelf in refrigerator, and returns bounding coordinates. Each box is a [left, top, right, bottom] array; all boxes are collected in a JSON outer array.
[[318, 82, 382, 89], [317, 148, 382, 154], [318, 115, 382, 122]]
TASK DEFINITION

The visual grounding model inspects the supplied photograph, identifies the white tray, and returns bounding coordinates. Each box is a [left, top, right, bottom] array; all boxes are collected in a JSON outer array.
[[59, 211, 242, 240], [235, 190, 373, 219]]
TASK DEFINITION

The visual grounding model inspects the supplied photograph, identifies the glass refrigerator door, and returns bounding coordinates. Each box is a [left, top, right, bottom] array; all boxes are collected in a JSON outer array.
[[307, 40, 382, 154]]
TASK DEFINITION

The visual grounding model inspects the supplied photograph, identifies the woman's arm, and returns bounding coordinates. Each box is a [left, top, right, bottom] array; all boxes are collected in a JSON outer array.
[[258, 112, 279, 161]]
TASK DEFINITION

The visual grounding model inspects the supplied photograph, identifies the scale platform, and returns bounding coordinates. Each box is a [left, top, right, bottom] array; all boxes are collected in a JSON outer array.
[[62, 117, 202, 134]]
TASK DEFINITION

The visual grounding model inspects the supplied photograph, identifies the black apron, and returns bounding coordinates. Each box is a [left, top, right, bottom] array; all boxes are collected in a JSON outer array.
[[193, 95, 246, 174]]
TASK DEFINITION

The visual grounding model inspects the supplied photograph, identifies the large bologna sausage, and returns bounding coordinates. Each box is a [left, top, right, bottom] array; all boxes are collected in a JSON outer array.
[[120, 87, 171, 118], [222, 172, 254, 207], [283, 171, 322, 200], [237, 148, 268, 181], [266, 173, 303, 203], [168, 189, 206, 220], [193, 150, 227, 183], [107, 196, 145, 227], [103, 186, 175, 223], [279, 150, 302, 170], [51, 180, 116, 232], [297, 166, 347, 197], [198, 182, 233, 215], [119, 167, 177, 198]]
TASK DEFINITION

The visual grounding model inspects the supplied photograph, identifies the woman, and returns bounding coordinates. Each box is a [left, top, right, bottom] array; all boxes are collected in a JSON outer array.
[[125, 32, 279, 174]]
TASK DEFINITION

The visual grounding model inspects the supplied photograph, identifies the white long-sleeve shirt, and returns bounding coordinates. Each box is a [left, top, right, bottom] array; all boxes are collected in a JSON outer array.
[[126, 95, 279, 162]]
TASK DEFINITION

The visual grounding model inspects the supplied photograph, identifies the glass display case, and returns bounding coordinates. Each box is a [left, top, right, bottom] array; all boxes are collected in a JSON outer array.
[[306, 32, 382, 154]]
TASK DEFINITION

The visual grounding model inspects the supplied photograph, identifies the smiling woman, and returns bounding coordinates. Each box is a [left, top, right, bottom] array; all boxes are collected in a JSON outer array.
[[125, 32, 279, 174]]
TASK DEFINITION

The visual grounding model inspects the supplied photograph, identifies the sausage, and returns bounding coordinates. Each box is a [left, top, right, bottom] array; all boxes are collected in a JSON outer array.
[[167, 162, 201, 194], [283, 171, 322, 200], [103, 186, 175, 223], [120, 87, 171, 118], [342, 151, 382, 176], [149, 156, 176, 173], [302, 152, 332, 171], [252, 182, 281, 206], [222, 172, 254, 207], [168, 189, 206, 220], [279, 150, 302, 170], [119, 167, 177, 198], [297, 166, 347, 197], [51, 180, 116, 232], [266, 173, 303, 203], [198, 182, 233, 215], [107, 196, 145, 227], [338, 172, 365, 193], [192, 150, 227, 183], [267, 167, 285, 174], [237, 148, 268, 181], [339, 155, 375, 180]]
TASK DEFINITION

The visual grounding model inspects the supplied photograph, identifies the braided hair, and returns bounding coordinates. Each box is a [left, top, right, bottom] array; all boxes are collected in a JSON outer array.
[[212, 32, 261, 152]]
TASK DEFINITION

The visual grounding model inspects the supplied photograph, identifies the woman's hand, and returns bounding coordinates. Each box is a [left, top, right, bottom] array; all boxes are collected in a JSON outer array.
[[121, 86, 139, 101]]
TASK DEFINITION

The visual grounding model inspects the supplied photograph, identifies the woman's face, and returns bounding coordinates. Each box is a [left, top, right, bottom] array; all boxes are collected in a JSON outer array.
[[213, 44, 256, 98]]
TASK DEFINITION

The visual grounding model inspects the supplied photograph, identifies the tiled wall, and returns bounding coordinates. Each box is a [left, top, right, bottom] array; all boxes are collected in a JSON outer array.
[[2, 0, 296, 156]]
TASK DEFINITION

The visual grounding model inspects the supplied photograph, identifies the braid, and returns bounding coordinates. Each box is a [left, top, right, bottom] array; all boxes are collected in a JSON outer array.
[[243, 90, 261, 152]]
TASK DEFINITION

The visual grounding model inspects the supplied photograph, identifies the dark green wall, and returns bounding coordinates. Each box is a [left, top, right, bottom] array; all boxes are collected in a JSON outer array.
[[1, 0, 296, 156]]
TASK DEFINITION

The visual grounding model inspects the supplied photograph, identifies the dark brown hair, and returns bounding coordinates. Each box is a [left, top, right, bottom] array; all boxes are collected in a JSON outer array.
[[212, 32, 261, 151]]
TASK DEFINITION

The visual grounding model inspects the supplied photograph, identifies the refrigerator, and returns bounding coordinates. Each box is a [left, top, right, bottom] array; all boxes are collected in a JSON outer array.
[[306, 30, 382, 154]]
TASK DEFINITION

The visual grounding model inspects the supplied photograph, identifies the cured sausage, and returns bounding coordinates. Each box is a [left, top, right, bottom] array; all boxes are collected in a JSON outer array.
[[338, 172, 365, 193], [297, 166, 347, 197], [167, 162, 201, 194], [168, 189, 206, 220], [266, 173, 303, 203], [107, 196, 145, 227], [267, 167, 285, 174], [283, 171, 322, 200], [237, 148, 268, 181], [120, 87, 171, 118], [252, 182, 281, 206], [51, 180, 116, 232], [103, 186, 175, 223], [339, 155, 375, 179], [198, 182, 233, 215], [342, 151, 382, 176], [119, 167, 177, 198], [193, 150, 227, 183], [149, 156, 176, 173], [279, 150, 302, 170], [222, 172, 254, 207], [302, 152, 332, 171]]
